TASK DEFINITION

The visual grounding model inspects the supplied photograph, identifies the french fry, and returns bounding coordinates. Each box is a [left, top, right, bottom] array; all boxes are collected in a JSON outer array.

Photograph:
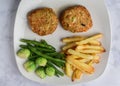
[[72, 70, 76, 81], [62, 35, 101, 45], [75, 69, 82, 79], [71, 65, 85, 73], [67, 55, 80, 59], [78, 59, 90, 63], [93, 55, 100, 63], [65, 62, 73, 77], [66, 56, 94, 74], [76, 45, 105, 51], [62, 43, 76, 51], [67, 49, 94, 60], [71, 65, 76, 71], [62, 36, 85, 43], [88, 60, 93, 66], [72, 69, 82, 81], [62, 33, 105, 81], [76, 49, 104, 54], [76, 33, 103, 45], [88, 40, 101, 45], [88, 55, 100, 65]]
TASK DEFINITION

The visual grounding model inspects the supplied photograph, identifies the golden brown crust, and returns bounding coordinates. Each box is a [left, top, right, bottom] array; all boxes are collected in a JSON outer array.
[[60, 5, 93, 33], [27, 8, 58, 36]]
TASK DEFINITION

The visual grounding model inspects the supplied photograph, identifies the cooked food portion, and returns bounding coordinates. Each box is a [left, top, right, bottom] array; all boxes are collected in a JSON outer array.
[[62, 33, 106, 81], [24, 60, 36, 72], [27, 8, 58, 36], [17, 39, 65, 79], [60, 5, 93, 32], [17, 49, 30, 59]]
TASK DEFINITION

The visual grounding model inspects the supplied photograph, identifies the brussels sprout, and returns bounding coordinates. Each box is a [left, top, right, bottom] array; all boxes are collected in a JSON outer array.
[[45, 66, 55, 76], [17, 49, 30, 59], [23, 60, 36, 72], [35, 67, 46, 79], [36, 58, 47, 66]]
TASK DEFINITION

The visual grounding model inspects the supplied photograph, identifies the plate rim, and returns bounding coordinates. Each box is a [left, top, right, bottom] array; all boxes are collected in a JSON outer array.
[[13, 0, 111, 85]]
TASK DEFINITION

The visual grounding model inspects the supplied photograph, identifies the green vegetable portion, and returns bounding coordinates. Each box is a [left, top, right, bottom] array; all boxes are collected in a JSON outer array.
[[40, 39, 48, 45], [47, 61, 64, 76], [28, 46, 65, 64], [45, 66, 55, 76], [36, 58, 47, 66], [35, 67, 46, 79], [20, 39, 55, 51], [36, 47, 55, 53], [17, 39, 65, 79], [23, 60, 36, 72], [46, 52, 65, 59], [17, 49, 30, 59]]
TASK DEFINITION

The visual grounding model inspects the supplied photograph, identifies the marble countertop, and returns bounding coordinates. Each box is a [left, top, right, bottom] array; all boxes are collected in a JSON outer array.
[[0, 0, 120, 86]]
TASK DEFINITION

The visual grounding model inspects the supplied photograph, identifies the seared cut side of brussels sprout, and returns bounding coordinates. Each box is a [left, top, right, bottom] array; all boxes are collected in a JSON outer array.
[[36, 57, 47, 66], [35, 67, 46, 79], [23, 60, 36, 72], [17, 49, 30, 59], [45, 66, 55, 76]]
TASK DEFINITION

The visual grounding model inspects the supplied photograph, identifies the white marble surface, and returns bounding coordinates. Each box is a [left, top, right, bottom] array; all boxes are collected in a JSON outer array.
[[0, 0, 120, 86]]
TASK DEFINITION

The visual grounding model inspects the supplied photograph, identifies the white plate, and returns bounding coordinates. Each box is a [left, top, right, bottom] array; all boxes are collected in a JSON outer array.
[[14, 0, 111, 85]]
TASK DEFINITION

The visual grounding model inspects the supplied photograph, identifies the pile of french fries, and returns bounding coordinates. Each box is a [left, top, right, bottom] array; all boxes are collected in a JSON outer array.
[[61, 33, 105, 81]]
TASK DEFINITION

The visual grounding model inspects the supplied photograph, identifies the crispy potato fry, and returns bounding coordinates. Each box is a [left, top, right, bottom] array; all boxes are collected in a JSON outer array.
[[71, 65, 85, 73], [66, 57, 94, 74], [88, 60, 93, 66], [78, 59, 90, 63], [93, 55, 100, 63], [76, 33, 103, 45], [75, 70, 82, 79], [62, 33, 105, 81], [67, 49, 94, 60], [88, 40, 101, 45], [62, 43, 76, 51], [71, 65, 76, 71], [72, 69, 82, 81], [76, 45, 105, 51], [72, 70, 76, 81], [88, 55, 100, 65], [69, 55, 90, 62], [65, 62, 73, 77], [76, 49, 104, 54], [62, 36, 85, 43], [67, 55, 80, 59]]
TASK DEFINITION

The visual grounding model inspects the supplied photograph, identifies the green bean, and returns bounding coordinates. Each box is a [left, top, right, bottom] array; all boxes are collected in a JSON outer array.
[[28, 46, 65, 64], [40, 39, 48, 45], [36, 47, 55, 53], [47, 61, 64, 76], [20, 39, 55, 51]]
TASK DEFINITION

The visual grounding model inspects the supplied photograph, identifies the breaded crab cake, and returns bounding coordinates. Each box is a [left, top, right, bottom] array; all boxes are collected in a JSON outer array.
[[27, 8, 58, 36], [60, 5, 93, 33]]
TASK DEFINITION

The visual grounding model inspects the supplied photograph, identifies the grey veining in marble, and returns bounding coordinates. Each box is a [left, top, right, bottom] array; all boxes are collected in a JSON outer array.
[[0, 0, 120, 86]]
